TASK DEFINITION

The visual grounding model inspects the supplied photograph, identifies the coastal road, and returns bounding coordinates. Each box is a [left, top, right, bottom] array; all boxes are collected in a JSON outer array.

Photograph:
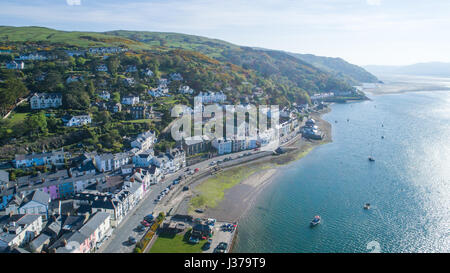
[[98, 148, 275, 253]]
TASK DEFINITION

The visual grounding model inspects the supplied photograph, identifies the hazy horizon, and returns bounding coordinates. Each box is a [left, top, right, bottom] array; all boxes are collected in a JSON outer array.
[[2, 0, 450, 67]]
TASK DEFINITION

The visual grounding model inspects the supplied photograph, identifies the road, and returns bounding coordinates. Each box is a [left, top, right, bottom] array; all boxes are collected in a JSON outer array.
[[99, 127, 303, 253]]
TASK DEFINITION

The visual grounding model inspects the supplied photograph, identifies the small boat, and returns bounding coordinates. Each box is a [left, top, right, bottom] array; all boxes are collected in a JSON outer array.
[[335, 120, 338, 123], [310, 215, 321, 227], [368, 156, 375, 162], [381, 136, 384, 139], [364, 203, 371, 210]]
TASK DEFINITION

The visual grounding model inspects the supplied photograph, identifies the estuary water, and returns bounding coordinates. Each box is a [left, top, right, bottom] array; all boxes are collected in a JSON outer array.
[[234, 79, 450, 253]]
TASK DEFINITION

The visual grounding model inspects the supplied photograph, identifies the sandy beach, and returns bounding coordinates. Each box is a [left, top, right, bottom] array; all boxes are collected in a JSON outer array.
[[187, 110, 333, 222]]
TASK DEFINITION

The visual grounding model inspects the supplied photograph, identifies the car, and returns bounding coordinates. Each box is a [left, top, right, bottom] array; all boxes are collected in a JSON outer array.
[[183, 186, 190, 191], [214, 247, 224, 253], [217, 242, 228, 252], [189, 236, 200, 244], [128, 236, 137, 244], [209, 161, 216, 166], [194, 168, 199, 173], [195, 209, 204, 213], [141, 220, 151, 227], [202, 239, 213, 250], [137, 224, 146, 232], [144, 214, 154, 222], [185, 168, 190, 172]]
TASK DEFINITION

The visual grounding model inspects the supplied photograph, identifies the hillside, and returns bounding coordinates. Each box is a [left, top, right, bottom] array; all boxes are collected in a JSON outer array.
[[0, 26, 367, 106], [289, 53, 380, 85], [0, 26, 151, 50], [104, 30, 355, 94]]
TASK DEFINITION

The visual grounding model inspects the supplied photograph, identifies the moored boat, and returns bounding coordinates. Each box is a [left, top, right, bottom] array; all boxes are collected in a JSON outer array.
[[310, 215, 321, 227]]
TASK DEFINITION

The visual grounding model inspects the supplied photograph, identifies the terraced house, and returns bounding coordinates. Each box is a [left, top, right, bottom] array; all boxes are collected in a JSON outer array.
[[14, 150, 67, 168], [30, 93, 62, 110]]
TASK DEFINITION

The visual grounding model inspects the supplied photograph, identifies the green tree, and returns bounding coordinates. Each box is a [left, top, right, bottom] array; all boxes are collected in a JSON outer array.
[[26, 111, 48, 137]]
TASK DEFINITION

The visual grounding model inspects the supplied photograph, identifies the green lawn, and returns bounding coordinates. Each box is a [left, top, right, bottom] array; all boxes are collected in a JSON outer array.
[[149, 231, 205, 253], [121, 119, 152, 124], [189, 165, 269, 211], [7, 112, 28, 125]]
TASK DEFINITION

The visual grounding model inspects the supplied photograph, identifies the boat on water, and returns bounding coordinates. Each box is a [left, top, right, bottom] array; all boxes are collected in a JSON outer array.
[[368, 156, 375, 162], [310, 215, 321, 227], [364, 203, 371, 210]]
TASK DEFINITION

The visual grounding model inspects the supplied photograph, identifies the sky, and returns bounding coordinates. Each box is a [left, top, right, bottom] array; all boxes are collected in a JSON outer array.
[[1, 0, 450, 66]]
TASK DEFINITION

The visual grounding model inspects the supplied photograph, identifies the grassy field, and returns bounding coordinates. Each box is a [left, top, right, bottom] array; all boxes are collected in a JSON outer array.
[[189, 165, 270, 210], [6, 112, 28, 133], [149, 230, 205, 253], [0, 26, 151, 50]]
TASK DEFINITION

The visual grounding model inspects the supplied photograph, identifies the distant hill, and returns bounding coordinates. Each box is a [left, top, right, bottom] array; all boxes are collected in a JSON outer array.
[[0, 26, 149, 50], [289, 53, 380, 85], [365, 62, 450, 77], [104, 30, 359, 94]]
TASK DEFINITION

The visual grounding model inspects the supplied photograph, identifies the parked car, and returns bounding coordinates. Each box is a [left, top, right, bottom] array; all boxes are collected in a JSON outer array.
[[195, 209, 204, 213], [216, 242, 228, 253], [144, 214, 154, 222], [141, 220, 151, 227], [128, 236, 137, 244], [137, 224, 146, 232], [202, 239, 213, 250], [183, 186, 190, 191], [194, 168, 199, 173], [189, 236, 200, 244]]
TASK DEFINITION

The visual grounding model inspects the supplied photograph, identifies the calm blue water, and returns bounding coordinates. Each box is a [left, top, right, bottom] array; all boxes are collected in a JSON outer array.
[[234, 90, 450, 253]]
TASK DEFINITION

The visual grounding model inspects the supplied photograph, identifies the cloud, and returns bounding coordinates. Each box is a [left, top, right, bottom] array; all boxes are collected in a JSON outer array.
[[366, 0, 381, 5], [66, 0, 81, 6]]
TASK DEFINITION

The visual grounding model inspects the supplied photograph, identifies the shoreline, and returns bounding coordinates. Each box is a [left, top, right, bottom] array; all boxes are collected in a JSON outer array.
[[186, 109, 333, 224]]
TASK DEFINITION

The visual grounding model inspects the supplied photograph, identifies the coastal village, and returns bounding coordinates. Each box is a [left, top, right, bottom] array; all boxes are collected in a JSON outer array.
[[0, 41, 358, 253]]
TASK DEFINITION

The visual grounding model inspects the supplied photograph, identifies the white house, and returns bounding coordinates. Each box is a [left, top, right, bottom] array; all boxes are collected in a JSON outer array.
[[310, 92, 334, 101], [15, 191, 51, 220], [142, 68, 154, 77], [131, 131, 156, 152], [121, 96, 139, 105], [95, 153, 130, 172], [133, 152, 154, 168], [178, 85, 194, 95], [17, 53, 48, 61], [212, 138, 233, 155], [99, 91, 110, 100], [96, 64, 108, 72], [5, 61, 24, 70], [0, 214, 44, 250], [81, 212, 111, 250], [30, 93, 62, 110], [63, 115, 92, 127], [195, 91, 227, 104], [14, 150, 67, 169]]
